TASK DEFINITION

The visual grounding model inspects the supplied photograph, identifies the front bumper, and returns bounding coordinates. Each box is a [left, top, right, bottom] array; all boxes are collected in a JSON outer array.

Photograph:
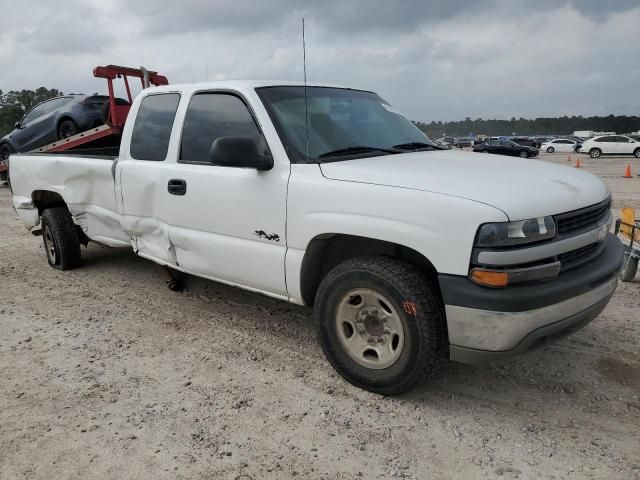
[[440, 233, 623, 363]]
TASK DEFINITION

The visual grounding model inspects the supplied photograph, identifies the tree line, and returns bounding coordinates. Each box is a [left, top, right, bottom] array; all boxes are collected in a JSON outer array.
[[0, 88, 63, 137], [414, 115, 640, 138], [1, 87, 639, 141]]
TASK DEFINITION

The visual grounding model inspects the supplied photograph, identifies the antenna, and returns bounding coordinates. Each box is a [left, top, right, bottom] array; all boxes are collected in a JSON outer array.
[[302, 18, 309, 162]]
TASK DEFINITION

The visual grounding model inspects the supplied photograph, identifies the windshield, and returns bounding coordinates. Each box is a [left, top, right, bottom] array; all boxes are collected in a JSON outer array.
[[256, 86, 438, 163]]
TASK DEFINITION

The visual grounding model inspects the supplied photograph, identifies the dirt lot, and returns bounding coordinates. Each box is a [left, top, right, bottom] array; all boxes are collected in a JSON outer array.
[[1, 153, 639, 480]]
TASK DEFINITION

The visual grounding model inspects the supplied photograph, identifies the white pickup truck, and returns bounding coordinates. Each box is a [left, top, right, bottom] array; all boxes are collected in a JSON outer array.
[[9, 81, 623, 394]]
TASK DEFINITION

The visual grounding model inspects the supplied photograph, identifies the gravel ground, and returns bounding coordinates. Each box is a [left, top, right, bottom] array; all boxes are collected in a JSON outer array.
[[1, 153, 639, 480]]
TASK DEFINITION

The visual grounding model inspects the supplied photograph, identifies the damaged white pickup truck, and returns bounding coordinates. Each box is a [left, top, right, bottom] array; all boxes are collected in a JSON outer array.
[[10, 81, 623, 394]]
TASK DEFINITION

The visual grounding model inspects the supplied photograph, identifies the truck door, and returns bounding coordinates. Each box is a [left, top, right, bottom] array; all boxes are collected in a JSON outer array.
[[153, 91, 289, 297], [117, 92, 183, 266]]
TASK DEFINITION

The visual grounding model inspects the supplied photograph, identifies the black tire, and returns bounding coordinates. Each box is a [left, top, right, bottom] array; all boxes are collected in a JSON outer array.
[[620, 252, 638, 282], [0, 142, 12, 161], [57, 119, 78, 139], [314, 255, 446, 395], [546, 147, 554, 153], [589, 148, 601, 159], [519, 151, 529, 158], [41, 207, 82, 270], [634, 148, 640, 159]]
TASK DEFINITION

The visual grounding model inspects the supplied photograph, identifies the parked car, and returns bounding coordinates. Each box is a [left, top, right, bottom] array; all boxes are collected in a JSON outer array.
[[510, 137, 537, 148], [435, 136, 455, 146], [9, 80, 622, 394], [473, 139, 538, 158], [454, 137, 474, 148], [531, 136, 553, 148], [540, 138, 581, 153], [579, 135, 640, 158], [0, 95, 116, 161]]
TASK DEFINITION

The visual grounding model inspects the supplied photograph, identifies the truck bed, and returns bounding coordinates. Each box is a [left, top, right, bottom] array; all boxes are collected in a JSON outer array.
[[10, 153, 131, 247]]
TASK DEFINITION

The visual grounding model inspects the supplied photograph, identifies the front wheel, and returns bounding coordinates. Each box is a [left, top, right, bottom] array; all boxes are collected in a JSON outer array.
[[519, 151, 529, 158], [546, 147, 554, 153], [314, 256, 446, 395], [0, 142, 12, 161], [589, 148, 601, 159], [41, 207, 82, 270]]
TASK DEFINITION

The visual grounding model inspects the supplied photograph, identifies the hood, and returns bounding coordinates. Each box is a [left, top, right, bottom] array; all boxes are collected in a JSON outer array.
[[319, 149, 609, 220]]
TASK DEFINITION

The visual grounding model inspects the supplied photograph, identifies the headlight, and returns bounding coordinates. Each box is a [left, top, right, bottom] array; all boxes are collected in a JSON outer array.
[[476, 216, 556, 247]]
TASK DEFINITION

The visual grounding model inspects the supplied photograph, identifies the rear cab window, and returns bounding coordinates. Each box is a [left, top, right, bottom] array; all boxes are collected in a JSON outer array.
[[130, 93, 181, 161]]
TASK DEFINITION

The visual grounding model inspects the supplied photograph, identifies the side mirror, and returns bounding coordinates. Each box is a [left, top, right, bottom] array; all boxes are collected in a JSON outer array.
[[209, 136, 273, 170], [14, 121, 21, 129]]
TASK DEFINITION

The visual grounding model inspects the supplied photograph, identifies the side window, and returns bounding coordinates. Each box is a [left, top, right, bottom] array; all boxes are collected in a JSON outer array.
[[598, 136, 613, 142], [614, 136, 628, 142], [130, 93, 180, 161], [43, 98, 63, 114], [23, 104, 45, 124], [180, 93, 261, 163]]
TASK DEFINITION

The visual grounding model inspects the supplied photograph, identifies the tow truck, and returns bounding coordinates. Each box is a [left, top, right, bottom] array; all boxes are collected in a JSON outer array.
[[0, 65, 167, 181], [31, 65, 168, 155]]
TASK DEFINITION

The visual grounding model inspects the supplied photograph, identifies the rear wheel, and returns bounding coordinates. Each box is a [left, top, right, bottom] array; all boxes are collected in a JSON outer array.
[[314, 256, 446, 395], [634, 148, 640, 159], [620, 252, 638, 282], [519, 150, 529, 158], [589, 148, 602, 159], [546, 147, 554, 153], [57, 119, 78, 139], [41, 207, 82, 270]]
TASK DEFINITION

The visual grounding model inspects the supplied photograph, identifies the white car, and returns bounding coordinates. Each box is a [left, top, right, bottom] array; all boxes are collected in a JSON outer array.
[[8, 80, 623, 394], [540, 138, 581, 154], [579, 135, 640, 159]]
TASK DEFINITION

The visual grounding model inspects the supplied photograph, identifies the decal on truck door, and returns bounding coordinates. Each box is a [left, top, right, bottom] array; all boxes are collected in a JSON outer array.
[[254, 230, 281, 242]]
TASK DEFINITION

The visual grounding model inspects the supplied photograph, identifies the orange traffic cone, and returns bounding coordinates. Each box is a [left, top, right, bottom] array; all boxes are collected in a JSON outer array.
[[567, 154, 572, 162], [623, 163, 632, 178], [575, 158, 581, 168]]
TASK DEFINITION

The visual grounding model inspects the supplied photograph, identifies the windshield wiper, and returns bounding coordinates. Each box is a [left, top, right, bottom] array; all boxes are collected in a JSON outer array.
[[318, 146, 401, 158], [392, 141, 439, 151]]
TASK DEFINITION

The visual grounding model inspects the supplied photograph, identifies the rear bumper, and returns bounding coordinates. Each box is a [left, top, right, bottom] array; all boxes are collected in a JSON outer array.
[[440, 234, 623, 363]]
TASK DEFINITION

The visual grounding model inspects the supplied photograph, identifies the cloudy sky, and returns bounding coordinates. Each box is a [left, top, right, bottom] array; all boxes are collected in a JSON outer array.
[[1, 0, 639, 122]]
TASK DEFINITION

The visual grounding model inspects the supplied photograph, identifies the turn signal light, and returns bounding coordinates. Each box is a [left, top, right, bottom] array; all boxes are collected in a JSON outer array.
[[470, 268, 509, 288]]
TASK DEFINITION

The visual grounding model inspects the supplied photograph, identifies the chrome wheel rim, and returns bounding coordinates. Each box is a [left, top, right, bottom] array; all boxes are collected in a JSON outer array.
[[519, 151, 527, 158], [335, 288, 405, 369], [591, 149, 600, 158], [44, 225, 57, 264]]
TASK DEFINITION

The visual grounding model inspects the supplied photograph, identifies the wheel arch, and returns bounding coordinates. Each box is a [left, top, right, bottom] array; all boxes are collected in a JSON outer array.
[[299, 233, 441, 307], [31, 189, 68, 215], [31, 190, 89, 245]]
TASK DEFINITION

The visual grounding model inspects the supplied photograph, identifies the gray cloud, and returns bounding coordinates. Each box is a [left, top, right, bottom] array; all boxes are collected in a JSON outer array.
[[0, 0, 638, 122]]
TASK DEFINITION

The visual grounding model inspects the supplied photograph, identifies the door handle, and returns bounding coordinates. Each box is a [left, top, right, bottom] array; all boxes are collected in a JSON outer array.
[[168, 179, 187, 196]]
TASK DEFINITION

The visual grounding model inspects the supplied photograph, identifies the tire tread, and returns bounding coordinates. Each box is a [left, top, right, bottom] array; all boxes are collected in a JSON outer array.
[[42, 207, 82, 270]]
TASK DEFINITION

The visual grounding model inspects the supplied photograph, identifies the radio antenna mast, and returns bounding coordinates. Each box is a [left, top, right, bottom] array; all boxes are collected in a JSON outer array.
[[302, 18, 310, 162]]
